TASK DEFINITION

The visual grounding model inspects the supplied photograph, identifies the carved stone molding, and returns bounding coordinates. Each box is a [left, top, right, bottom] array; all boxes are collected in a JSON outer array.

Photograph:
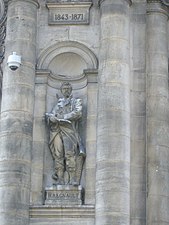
[[147, 0, 169, 16], [37, 41, 98, 73], [98, 0, 132, 7], [8, 0, 39, 7], [46, 0, 92, 2], [30, 205, 95, 218], [161, 0, 169, 6], [35, 69, 98, 90], [147, 0, 169, 4], [147, 0, 169, 6], [147, 0, 161, 2]]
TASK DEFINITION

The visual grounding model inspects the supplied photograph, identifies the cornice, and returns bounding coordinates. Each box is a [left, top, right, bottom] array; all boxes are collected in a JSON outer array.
[[46, 0, 92, 2], [30, 205, 95, 218], [147, 0, 169, 4], [99, 0, 132, 7], [147, 0, 169, 16], [147, 0, 169, 7], [147, 0, 161, 2], [8, 0, 39, 8], [161, 0, 169, 6]]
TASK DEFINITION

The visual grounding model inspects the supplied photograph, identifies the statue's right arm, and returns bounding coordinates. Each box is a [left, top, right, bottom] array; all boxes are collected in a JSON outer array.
[[45, 112, 58, 124]]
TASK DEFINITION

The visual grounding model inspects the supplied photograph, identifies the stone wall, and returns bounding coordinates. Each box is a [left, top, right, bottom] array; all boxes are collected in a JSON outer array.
[[0, 0, 169, 225]]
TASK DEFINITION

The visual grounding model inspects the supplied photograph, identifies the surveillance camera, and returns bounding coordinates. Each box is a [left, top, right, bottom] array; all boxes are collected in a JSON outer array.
[[7, 52, 21, 71]]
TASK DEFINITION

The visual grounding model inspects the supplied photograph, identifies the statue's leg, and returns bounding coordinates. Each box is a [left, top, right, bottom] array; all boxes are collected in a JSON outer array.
[[53, 134, 64, 184], [62, 135, 78, 185], [66, 151, 77, 185]]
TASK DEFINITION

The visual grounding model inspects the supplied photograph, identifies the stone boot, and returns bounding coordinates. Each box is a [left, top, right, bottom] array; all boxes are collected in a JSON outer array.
[[52, 169, 64, 185], [68, 169, 78, 186]]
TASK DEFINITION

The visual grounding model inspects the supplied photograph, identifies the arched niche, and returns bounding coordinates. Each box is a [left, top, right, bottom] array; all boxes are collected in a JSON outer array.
[[32, 42, 98, 205], [48, 52, 87, 77], [37, 41, 98, 78]]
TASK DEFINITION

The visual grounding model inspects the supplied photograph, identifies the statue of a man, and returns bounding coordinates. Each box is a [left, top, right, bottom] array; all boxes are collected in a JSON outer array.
[[45, 82, 85, 185]]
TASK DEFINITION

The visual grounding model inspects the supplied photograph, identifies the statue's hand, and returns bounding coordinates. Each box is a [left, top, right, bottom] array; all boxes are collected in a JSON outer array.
[[45, 112, 53, 118], [56, 114, 64, 119], [49, 115, 58, 123]]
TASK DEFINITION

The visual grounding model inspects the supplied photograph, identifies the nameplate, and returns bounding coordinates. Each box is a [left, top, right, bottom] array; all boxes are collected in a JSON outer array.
[[46, 2, 92, 25], [45, 185, 84, 205]]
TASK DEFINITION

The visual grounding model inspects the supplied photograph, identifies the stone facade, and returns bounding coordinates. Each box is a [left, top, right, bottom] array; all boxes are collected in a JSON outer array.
[[0, 0, 169, 225]]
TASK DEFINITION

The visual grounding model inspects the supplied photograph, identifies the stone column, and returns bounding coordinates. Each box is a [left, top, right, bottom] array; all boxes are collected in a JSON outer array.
[[0, 0, 38, 225], [146, 2, 169, 225], [96, 1, 130, 225]]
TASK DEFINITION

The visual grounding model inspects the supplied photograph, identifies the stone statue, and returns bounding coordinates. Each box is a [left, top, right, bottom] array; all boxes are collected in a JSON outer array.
[[45, 82, 86, 186]]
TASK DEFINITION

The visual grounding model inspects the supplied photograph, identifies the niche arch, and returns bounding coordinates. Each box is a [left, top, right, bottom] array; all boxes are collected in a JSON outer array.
[[37, 41, 98, 78]]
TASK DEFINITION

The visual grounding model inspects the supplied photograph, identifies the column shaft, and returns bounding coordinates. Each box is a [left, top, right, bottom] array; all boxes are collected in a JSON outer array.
[[96, 0, 130, 224], [146, 3, 169, 225], [0, 0, 38, 224]]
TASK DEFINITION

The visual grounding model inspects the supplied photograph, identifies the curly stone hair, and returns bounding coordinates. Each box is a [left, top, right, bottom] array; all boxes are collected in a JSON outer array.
[[60, 82, 72, 92]]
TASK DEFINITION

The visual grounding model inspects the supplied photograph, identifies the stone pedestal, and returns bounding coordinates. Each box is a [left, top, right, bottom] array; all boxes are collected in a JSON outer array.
[[45, 185, 84, 205]]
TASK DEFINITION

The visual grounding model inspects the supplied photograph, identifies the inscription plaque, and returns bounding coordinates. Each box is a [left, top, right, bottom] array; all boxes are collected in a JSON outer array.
[[46, 2, 92, 25], [45, 185, 84, 205]]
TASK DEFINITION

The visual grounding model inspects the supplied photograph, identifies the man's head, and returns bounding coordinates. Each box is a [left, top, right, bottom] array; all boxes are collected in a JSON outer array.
[[60, 82, 72, 98]]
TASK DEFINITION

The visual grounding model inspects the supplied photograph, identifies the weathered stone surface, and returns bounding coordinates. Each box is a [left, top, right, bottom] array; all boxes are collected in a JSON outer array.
[[30, 205, 95, 225], [146, 2, 169, 225], [1, 1, 169, 225], [0, 1, 38, 225], [96, 1, 130, 225]]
